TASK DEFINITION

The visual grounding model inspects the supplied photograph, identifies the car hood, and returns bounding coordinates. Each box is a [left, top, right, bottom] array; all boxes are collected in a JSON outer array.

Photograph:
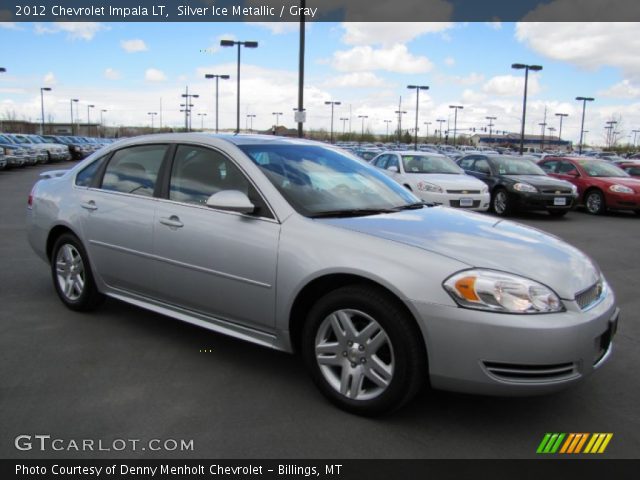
[[502, 175, 573, 189], [594, 176, 640, 188], [318, 207, 599, 299], [404, 173, 486, 190]]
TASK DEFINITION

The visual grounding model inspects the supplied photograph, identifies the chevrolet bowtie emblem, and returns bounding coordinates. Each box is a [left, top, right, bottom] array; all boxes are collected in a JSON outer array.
[[556, 191, 560, 194]]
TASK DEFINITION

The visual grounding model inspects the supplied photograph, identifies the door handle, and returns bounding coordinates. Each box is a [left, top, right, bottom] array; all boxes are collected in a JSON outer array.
[[159, 215, 184, 228], [81, 200, 97, 211]]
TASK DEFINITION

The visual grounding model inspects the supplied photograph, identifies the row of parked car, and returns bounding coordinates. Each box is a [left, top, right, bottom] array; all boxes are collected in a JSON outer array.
[[364, 149, 640, 217], [0, 133, 114, 170]]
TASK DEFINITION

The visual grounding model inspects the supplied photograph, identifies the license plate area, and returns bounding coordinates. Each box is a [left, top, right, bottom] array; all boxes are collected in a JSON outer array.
[[459, 198, 473, 207], [554, 197, 567, 206]]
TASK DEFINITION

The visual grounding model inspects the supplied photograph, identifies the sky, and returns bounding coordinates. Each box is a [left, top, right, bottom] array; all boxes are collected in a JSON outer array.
[[1, 21, 639, 145]]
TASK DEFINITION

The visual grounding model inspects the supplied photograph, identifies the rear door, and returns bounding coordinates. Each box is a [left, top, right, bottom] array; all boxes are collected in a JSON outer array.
[[78, 143, 169, 297]]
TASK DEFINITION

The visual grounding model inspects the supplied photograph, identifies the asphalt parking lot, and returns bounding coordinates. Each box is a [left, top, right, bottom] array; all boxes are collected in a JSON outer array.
[[1, 160, 639, 459]]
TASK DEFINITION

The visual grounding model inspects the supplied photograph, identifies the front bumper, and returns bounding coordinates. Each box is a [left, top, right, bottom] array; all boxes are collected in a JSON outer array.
[[604, 191, 640, 210], [411, 289, 618, 395], [6, 154, 26, 167], [417, 191, 491, 212], [511, 191, 576, 211]]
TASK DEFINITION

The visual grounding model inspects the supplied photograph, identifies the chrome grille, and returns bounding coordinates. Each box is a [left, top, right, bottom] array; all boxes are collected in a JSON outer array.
[[575, 280, 604, 310], [447, 189, 481, 194], [483, 361, 577, 383], [541, 188, 572, 194]]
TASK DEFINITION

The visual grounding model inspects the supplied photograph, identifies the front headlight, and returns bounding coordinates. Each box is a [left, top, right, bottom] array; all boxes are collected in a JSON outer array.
[[417, 181, 443, 193], [4, 147, 15, 155], [609, 184, 634, 194], [571, 185, 578, 195], [443, 269, 563, 314], [513, 182, 538, 193]]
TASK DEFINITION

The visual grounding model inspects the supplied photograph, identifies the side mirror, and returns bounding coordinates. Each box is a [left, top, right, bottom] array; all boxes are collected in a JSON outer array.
[[387, 165, 399, 173], [206, 190, 255, 214]]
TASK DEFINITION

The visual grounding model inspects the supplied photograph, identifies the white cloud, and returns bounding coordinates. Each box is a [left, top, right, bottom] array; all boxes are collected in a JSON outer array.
[[43, 72, 56, 85], [121, 39, 148, 53], [321, 72, 391, 89], [34, 22, 107, 40], [436, 72, 484, 87], [516, 22, 640, 80], [444, 57, 455, 67], [599, 80, 640, 99], [461, 89, 487, 104], [331, 44, 433, 74], [144, 68, 167, 82], [104, 68, 122, 80], [482, 74, 541, 97], [340, 22, 454, 46]]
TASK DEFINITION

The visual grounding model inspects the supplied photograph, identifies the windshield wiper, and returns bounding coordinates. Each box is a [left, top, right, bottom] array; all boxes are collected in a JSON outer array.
[[393, 202, 431, 210], [309, 208, 399, 218]]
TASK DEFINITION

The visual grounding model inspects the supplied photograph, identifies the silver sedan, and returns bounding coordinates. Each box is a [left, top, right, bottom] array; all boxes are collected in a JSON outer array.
[[27, 134, 619, 415]]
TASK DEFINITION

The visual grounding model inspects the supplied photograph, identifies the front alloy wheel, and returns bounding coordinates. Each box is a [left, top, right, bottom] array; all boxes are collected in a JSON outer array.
[[492, 189, 511, 216], [585, 190, 605, 215], [315, 309, 394, 401], [302, 285, 427, 416]]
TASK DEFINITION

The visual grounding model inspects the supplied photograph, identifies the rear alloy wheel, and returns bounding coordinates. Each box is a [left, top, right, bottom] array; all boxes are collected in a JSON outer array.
[[585, 190, 606, 215], [492, 188, 512, 216], [302, 285, 427, 416], [51, 233, 104, 311]]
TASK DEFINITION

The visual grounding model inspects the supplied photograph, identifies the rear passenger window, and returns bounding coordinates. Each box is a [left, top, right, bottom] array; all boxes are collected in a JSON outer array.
[[101, 145, 167, 197], [75, 156, 106, 187]]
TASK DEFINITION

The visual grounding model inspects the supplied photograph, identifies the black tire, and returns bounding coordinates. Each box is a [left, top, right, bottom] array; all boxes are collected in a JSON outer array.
[[548, 210, 568, 217], [584, 189, 606, 215], [634, 210, 640, 216], [491, 188, 512, 216], [51, 233, 104, 311], [301, 285, 427, 416]]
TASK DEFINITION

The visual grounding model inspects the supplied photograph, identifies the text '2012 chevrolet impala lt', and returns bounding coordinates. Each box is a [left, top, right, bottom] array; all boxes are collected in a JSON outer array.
[[27, 134, 619, 415]]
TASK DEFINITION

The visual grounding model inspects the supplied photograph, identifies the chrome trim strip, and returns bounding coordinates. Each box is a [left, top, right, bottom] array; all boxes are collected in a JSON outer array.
[[88, 239, 272, 289]]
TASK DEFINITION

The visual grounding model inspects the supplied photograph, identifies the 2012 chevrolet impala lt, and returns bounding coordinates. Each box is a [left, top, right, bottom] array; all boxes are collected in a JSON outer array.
[[27, 134, 619, 415]]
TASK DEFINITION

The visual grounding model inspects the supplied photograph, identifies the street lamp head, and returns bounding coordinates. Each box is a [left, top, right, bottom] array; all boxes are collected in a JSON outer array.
[[41, 87, 52, 92], [244, 41, 259, 48], [220, 75, 230, 80], [205, 74, 214, 79], [449, 105, 464, 109], [89, 104, 95, 108], [220, 39, 236, 47], [101, 109, 107, 113], [72, 98, 79, 102], [0, 67, 5, 73], [511, 63, 526, 70], [529, 65, 543, 71], [576, 96, 595, 102], [192, 95, 199, 98]]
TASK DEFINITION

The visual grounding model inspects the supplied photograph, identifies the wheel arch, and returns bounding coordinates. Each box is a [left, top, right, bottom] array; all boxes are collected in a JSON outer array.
[[287, 273, 425, 356], [46, 224, 81, 261]]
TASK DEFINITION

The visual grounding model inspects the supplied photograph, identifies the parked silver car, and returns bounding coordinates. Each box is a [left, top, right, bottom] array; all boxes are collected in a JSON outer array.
[[27, 134, 619, 415]]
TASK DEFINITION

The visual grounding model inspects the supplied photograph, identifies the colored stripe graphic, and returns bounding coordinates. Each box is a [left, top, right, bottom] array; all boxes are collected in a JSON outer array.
[[538, 433, 613, 454]]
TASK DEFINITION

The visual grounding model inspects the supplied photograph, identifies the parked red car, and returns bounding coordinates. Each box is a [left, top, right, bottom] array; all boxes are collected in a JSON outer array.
[[539, 156, 640, 215], [615, 162, 640, 178]]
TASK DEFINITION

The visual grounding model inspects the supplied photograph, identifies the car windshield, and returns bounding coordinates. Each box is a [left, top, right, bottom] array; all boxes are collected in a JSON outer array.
[[491, 156, 546, 175], [578, 160, 630, 177], [11, 136, 32, 144], [239, 144, 420, 217], [402, 154, 462, 174], [0, 135, 13, 144]]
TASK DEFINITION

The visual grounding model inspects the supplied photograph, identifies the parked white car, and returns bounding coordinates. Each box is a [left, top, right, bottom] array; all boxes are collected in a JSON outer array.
[[371, 151, 491, 211]]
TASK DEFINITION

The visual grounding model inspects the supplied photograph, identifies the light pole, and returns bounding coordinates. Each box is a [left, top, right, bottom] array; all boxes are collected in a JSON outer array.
[[358, 115, 368, 143], [582, 130, 589, 148], [40, 87, 52, 135], [576, 96, 595, 154], [197, 113, 207, 130], [605, 120, 617, 148], [148, 112, 158, 132], [204, 73, 230, 133], [395, 109, 407, 143], [220, 39, 259, 134], [70, 99, 79, 135], [407, 84, 429, 151], [325, 101, 341, 144], [555, 113, 568, 141], [246, 114, 256, 133], [272, 111, 283, 128], [423, 121, 432, 143], [181, 87, 199, 132], [87, 104, 95, 136], [436, 119, 446, 144], [485, 116, 496, 146], [512, 63, 543, 155], [384, 120, 392, 141], [297, 1, 305, 138], [100, 109, 107, 137], [538, 121, 547, 150], [633, 129, 640, 148], [449, 105, 463, 147], [340, 117, 349, 138], [548, 126, 556, 149]]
